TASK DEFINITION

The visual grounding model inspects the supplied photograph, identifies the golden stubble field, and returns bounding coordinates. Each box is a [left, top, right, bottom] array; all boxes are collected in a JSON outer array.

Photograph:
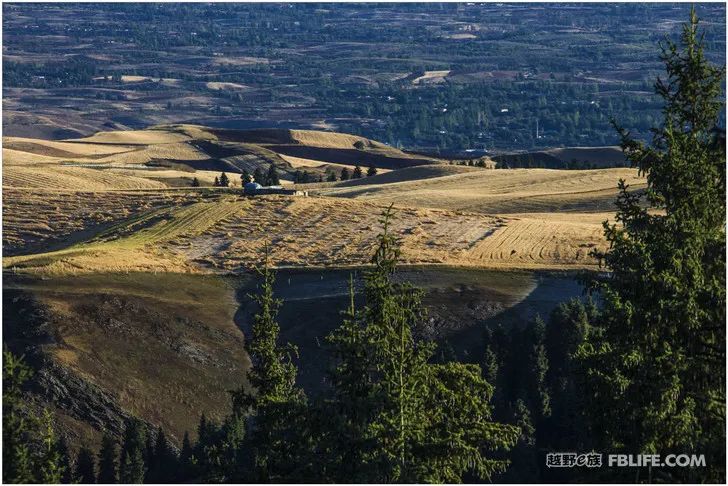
[[2, 126, 647, 274]]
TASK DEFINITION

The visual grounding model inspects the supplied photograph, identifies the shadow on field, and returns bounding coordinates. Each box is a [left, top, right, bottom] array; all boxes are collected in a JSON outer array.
[[233, 267, 585, 393]]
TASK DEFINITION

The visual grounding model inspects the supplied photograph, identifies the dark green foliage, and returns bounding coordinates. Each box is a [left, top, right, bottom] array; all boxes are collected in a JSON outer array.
[[526, 316, 551, 421], [505, 399, 539, 482], [179, 432, 194, 480], [543, 299, 596, 456], [253, 167, 266, 185], [326, 170, 337, 182], [265, 165, 280, 186], [577, 9, 726, 482], [240, 169, 251, 186], [213, 176, 220, 187], [340, 167, 350, 180], [39, 409, 66, 484], [3, 349, 37, 484], [366, 165, 378, 177], [218, 172, 229, 187], [352, 164, 363, 179], [229, 247, 306, 482], [3, 349, 68, 484], [58, 438, 74, 484], [293, 170, 311, 184], [97, 433, 118, 484], [75, 446, 97, 484], [145, 426, 178, 483], [190, 177, 200, 187], [119, 419, 147, 484], [324, 207, 518, 483]]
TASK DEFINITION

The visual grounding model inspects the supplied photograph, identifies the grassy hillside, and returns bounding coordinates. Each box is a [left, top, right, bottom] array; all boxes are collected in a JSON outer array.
[[2, 125, 451, 190], [3, 127, 642, 273], [2, 124, 642, 453], [3, 272, 250, 447], [316, 167, 645, 214]]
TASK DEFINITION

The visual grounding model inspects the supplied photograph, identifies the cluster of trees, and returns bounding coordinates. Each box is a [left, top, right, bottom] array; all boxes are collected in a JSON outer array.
[[291, 164, 378, 184], [452, 158, 491, 168], [249, 166, 280, 187], [212, 172, 230, 187], [493, 12, 726, 482], [476, 300, 599, 482], [3, 357, 182, 485]]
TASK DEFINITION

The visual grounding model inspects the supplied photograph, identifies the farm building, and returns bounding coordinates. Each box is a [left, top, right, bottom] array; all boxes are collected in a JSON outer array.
[[244, 181, 307, 196]]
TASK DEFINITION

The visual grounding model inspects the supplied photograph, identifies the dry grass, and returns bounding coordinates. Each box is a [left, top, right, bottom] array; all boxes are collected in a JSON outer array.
[[3, 138, 136, 158], [2, 189, 202, 255], [73, 128, 192, 145], [3, 127, 639, 273], [287, 129, 388, 149], [6, 273, 249, 444], [3, 165, 168, 191], [5, 192, 610, 274], [317, 167, 645, 214]]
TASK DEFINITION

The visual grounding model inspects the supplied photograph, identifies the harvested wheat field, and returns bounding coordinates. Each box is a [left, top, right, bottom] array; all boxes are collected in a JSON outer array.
[[3, 126, 640, 274], [316, 167, 645, 214], [3, 165, 168, 191]]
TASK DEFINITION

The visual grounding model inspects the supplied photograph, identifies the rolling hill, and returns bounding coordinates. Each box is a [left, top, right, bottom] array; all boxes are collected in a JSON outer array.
[[3, 125, 643, 449]]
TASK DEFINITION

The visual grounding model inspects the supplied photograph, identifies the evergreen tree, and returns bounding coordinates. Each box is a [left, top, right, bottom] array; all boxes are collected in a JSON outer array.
[[325, 207, 519, 483], [340, 167, 350, 181], [39, 409, 65, 484], [326, 170, 337, 182], [352, 164, 363, 179], [213, 176, 220, 187], [191, 177, 200, 187], [193, 412, 221, 479], [58, 437, 74, 484], [366, 165, 378, 177], [543, 299, 595, 457], [119, 419, 146, 484], [527, 317, 551, 421], [75, 445, 97, 484], [97, 433, 118, 484], [219, 172, 230, 188], [241, 169, 251, 186], [1, 350, 66, 483], [265, 165, 280, 186], [579, 9, 725, 482], [146, 426, 178, 484], [253, 167, 266, 185], [229, 247, 306, 482], [3, 349, 37, 483], [504, 399, 539, 483], [482, 346, 500, 393], [179, 431, 195, 480]]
